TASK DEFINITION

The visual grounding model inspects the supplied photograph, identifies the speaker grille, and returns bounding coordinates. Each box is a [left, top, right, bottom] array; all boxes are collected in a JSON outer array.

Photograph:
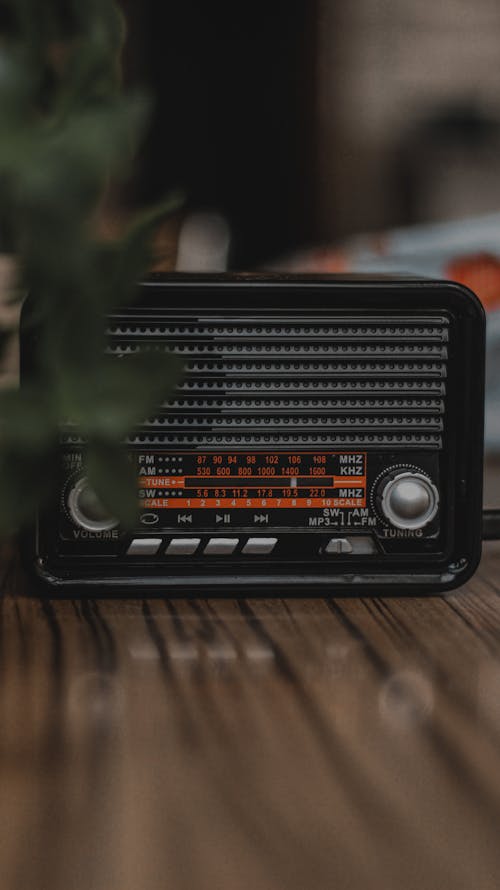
[[102, 314, 449, 449]]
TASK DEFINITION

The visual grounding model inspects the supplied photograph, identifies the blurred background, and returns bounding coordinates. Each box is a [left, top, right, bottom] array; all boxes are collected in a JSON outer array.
[[116, 0, 500, 464], [119, 0, 500, 266], [4, 0, 500, 463]]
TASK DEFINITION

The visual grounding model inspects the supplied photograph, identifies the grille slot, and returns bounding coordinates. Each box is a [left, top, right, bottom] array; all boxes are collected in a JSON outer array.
[[105, 314, 449, 449], [106, 342, 446, 359], [107, 321, 448, 340], [162, 397, 444, 412]]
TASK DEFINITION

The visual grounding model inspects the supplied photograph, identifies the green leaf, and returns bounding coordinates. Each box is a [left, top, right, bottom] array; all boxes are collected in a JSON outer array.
[[0, 448, 57, 532], [59, 0, 126, 105], [0, 385, 58, 531], [0, 0, 184, 534], [62, 351, 183, 441], [0, 386, 57, 452], [85, 441, 137, 528]]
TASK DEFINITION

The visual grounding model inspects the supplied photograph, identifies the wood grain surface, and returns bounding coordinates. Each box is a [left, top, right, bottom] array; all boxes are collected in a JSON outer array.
[[1, 544, 500, 890]]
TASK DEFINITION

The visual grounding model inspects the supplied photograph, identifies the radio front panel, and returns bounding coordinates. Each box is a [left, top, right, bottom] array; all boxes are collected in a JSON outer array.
[[23, 275, 485, 594]]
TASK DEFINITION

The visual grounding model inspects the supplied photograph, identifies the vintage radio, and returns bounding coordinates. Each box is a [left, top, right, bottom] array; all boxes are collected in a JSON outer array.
[[21, 274, 485, 594]]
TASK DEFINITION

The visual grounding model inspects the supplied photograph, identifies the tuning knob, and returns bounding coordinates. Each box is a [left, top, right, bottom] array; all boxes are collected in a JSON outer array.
[[377, 471, 439, 530], [67, 477, 118, 532]]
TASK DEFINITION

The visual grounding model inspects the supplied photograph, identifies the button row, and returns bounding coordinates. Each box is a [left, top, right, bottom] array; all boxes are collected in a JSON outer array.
[[126, 537, 278, 557], [126, 535, 377, 557]]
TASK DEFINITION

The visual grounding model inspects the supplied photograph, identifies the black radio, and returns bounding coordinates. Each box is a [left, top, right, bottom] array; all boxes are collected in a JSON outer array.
[[22, 274, 485, 594]]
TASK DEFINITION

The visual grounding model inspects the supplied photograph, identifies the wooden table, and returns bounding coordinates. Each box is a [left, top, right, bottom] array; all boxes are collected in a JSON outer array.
[[1, 543, 500, 890]]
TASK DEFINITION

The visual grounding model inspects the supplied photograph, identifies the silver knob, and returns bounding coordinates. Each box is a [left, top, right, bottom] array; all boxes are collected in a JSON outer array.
[[379, 472, 438, 530], [67, 477, 118, 532]]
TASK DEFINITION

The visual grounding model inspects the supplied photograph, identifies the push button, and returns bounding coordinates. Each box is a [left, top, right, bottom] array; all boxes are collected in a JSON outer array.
[[242, 537, 277, 555], [325, 538, 353, 555], [127, 538, 162, 556], [324, 536, 377, 555], [349, 536, 377, 555], [204, 538, 239, 555], [166, 538, 201, 556]]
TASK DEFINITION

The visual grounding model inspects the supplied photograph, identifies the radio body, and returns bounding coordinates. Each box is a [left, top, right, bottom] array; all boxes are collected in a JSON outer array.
[[21, 274, 485, 594]]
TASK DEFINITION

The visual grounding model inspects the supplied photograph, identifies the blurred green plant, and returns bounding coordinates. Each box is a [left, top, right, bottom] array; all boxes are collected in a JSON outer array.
[[0, 0, 181, 531]]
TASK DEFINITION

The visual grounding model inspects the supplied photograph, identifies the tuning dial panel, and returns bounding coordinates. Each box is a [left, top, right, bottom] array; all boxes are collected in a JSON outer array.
[[67, 477, 119, 533], [375, 470, 439, 531]]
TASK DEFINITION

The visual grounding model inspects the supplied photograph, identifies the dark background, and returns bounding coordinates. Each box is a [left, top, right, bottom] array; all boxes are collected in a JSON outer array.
[[122, 0, 318, 267], [121, 0, 500, 267]]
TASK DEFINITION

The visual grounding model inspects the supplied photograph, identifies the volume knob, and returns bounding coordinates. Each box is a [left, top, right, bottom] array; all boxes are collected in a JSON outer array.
[[378, 471, 438, 531], [67, 477, 118, 532]]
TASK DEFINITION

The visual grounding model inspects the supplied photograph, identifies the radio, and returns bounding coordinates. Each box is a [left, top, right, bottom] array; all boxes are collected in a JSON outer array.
[[21, 273, 485, 594]]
